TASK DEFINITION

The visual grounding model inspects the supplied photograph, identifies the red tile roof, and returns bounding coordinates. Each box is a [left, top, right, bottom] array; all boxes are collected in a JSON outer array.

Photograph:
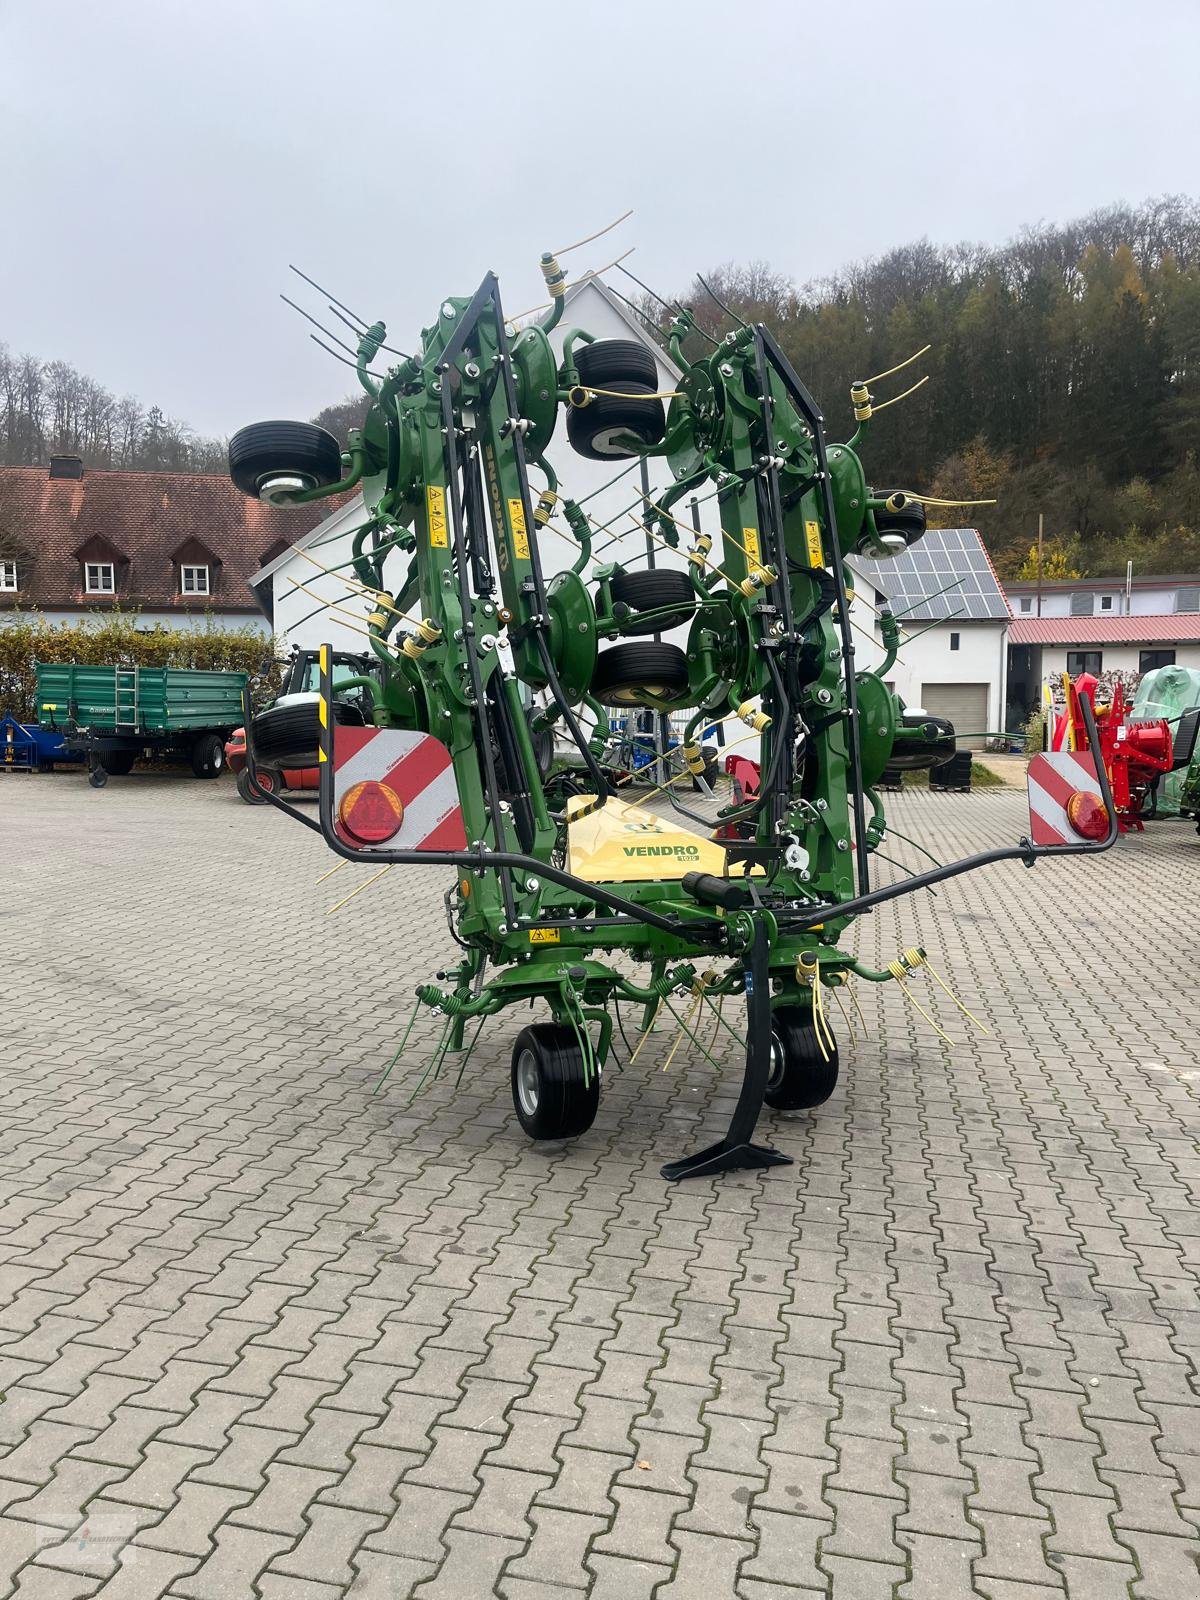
[[0, 465, 328, 614], [1008, 615, 1200, 645]]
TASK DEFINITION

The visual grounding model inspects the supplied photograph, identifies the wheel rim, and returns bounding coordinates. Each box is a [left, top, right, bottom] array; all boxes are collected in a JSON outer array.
[[516, 1049, 541, 1117], [767, 1034, 785, 1093]]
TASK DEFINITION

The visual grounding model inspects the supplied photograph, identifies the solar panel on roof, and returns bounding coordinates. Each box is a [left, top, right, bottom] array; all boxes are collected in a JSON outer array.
[[855, 528, 1008, 622]]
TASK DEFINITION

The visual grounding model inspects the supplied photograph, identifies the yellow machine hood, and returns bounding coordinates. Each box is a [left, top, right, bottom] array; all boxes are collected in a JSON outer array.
[[567, 794, 734, 883]]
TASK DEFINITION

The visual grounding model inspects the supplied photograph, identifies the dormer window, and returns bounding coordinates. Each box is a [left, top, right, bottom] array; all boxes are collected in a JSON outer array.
[[85, 561, 115, 594], [181, 563, 210, 596], [0, 559, 16, 592]]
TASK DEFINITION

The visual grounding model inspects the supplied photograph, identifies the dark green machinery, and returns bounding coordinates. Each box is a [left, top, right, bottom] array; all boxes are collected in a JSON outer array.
[[229, 256, 1116, 1180]]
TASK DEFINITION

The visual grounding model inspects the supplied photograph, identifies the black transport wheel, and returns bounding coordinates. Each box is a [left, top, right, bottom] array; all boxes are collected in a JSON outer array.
[[765, 1004, 840, 1111], [191, 733, 226, 779], [228, 421, 342, 504], [567, 386, 666, 460], [872, 500, 927, 549], [608, 568, 698, 636], [591, 641, 690, 707], [87, 766, 108, 789], [574, 339, 659, 389], [567, 341, 665, 461], [251, 697, 364, 767], [99, 749, 136, 776], [511, 1023, 600, 1141]]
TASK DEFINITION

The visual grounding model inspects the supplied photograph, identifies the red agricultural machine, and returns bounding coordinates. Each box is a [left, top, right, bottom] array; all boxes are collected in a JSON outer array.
[[1048, 672, 1198, 833]]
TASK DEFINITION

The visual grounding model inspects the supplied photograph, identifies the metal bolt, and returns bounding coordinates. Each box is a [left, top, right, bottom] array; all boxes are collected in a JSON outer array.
[[836, 838, 849, 852], [850, 498, 859, 508], [719, 364, 734, 378], [526, 878, 540, 892], [816, 688, 832, 705], [464, 361, 480, 379], [431, 381, 442, 394], [816, 799, 828, 812]]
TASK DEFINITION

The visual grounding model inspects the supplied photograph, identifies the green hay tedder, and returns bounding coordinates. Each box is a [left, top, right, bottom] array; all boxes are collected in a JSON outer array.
[[229, 246, 1116, 1180]]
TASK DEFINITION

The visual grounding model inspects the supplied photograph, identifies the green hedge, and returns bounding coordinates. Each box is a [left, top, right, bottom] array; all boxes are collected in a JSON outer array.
[[0, 610, 282, 722]]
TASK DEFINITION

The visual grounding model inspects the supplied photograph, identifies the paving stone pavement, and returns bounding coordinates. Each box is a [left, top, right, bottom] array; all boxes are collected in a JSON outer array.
[[1, 774, 1198, 1599]]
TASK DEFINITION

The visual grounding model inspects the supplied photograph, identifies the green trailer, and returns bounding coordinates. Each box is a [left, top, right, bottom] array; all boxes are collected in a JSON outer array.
[[36, 661, 248, 787]]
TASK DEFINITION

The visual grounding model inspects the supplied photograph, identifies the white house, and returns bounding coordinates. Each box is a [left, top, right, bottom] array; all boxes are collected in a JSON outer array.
[[850, 529, 1012, 748], [1004, 576, 1200, 719]]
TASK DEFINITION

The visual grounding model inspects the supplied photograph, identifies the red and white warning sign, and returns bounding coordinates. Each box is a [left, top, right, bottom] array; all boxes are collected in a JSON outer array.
[[331, 727, 466, 852], [1027, 750, 1109, 846]]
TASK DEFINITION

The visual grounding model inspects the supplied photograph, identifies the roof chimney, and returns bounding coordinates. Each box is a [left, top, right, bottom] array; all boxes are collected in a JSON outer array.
[[48, 455, 84, 480]]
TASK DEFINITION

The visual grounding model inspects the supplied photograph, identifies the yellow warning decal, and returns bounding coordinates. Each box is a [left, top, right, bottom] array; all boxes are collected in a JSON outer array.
[[508, 497, 530, 561], [427, 484, 449, 549], [529, 927, 560, 944], [804, 519, 824, 567], [742, 527, 761, 563]]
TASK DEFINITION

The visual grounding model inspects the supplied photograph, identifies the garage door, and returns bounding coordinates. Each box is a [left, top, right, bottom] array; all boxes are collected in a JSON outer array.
[[919, 683, 989, 749]]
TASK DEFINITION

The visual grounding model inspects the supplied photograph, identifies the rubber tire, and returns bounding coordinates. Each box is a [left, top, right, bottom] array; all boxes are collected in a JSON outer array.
[[574, 339, 659, 389], [99, 749, 136, 776], [228, 421, 342, 500], [236, 767, 278, 804], [191, 733, 226, 779], [591, 642, 690, 706], [511, 1023, 600, 1141], [873, 501, 927, 547], [88, 766, 108, 789], [765, 1005, 840, 1111], [252, 698, 364, 767], [608, 569, 697, 636]]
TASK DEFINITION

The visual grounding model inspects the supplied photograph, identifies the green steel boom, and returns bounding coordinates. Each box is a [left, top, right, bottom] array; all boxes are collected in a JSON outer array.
[[229, 261, 1117, 1181]]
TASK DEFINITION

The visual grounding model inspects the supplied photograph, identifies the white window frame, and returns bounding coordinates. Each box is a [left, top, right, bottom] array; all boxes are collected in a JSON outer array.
[[1019, 596, 1032, 612], [85, 561, 115, 594], [1100, 595, 1113, 611], [181, 563, 210, 596], [0, 559, 16, 592]]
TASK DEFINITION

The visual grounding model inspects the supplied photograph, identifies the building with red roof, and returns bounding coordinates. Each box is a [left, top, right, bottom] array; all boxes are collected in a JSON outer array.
[[0, 455, 325, 632]]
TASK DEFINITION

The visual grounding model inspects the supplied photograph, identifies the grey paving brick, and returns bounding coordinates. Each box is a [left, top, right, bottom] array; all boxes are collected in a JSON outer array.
[[583, 1554, 671, 1600], [411, 1529, 523, 1599], [5, 782, 1200, 1600]]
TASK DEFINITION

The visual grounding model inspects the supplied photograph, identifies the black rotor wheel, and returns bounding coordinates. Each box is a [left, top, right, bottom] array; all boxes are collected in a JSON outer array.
[[251, 698, 364, 768], [608, 568, 697, 636], [228, 421, 343, 501], [591, 642, 690, 707], [511, 1023, 600, 1141], [765, 1004, 840, 1111]]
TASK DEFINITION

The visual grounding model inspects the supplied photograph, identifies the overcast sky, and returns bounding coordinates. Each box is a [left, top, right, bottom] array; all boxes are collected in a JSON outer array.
[[3, 0, 1199, 440]]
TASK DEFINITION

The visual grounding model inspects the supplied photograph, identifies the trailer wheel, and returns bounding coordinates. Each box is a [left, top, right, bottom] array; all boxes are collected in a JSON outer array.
[[191, 733, 226, 779], [511, 1023, 600, 1141], [765, 1005, 839, 1110], [100, 750, 136, 776], [591, 642, 690, 707], [608, 569, 698, 636], [88, 766, 108, 789]]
